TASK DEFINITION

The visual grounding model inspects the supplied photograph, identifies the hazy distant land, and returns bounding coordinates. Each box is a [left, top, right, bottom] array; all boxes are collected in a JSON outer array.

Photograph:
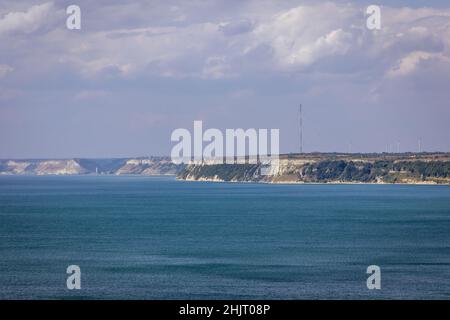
[[1, 153, 450, 185], [0, 157, 184, 176]]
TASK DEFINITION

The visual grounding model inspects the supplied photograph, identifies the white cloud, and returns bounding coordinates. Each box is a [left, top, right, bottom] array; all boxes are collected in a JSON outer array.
[[251, 3, 358, 69], [284, 28, 353, 67], [201, 56, 233, 79], [0, 2, 54, 35], [387, 50, 450, 79], [387, 51, 436, 77], [0, 64, 14, 78], [2, 1, 450, 82], [1, 1, 450, 156]]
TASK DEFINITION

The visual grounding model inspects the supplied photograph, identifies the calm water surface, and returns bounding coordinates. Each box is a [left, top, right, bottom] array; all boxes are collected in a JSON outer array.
[[0, 175, 449, 299]]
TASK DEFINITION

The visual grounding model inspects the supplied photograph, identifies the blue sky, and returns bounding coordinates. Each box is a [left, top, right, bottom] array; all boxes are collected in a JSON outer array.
[[1, 1, 450, 158]]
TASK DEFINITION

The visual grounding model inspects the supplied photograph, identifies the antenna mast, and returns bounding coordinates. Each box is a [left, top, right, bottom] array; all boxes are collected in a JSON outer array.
[[299, 104, 303, 154]]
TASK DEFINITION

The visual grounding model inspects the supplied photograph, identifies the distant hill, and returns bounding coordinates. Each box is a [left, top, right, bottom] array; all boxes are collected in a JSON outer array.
[[2, 153, 450, 185], [0, 157, 185, 176], [178, 153, 450, 185]]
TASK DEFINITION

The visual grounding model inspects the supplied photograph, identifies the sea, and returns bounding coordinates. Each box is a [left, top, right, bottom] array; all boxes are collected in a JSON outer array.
[[0, 175, 449, 299]]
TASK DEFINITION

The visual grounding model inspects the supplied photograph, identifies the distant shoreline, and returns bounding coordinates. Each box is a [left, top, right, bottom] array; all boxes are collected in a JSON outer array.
[[177, 152, 450, 185], [2, 153, 450, 185], [1, 174, 449, 186], [179, 177, 450, 186]]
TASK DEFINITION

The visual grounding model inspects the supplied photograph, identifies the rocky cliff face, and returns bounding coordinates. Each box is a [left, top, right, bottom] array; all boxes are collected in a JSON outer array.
[[115, 158, 182, 175], [0, 157, 185, 175], [177, 153, 450, 184], [0, 159, 89, 175], [3, 154, 449, 184]]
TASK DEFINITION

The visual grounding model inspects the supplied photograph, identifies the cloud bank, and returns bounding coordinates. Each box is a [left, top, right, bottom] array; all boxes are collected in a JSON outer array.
[[1, 1, 450, 157]]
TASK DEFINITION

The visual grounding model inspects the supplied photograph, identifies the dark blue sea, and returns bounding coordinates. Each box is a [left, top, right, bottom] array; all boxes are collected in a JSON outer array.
[[0, 175, 449, 299]]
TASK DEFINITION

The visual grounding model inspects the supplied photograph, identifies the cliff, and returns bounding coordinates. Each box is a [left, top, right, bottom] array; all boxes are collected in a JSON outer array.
[[3, 153, 450, 184], [0, 157, 184, 176], [177, 153, 450, 185]]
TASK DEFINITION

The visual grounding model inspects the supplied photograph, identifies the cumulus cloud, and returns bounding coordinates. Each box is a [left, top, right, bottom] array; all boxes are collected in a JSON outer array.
[[0, 2, 54, 35], [2, 1, 450, 82], [284, 28, 353, 67], [251, 3, 359, 70], [1, 1, 450, 156], [387, 51, 447, 78]]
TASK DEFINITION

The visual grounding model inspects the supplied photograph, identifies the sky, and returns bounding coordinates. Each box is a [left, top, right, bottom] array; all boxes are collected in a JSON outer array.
[[0, 0, 450, 158]]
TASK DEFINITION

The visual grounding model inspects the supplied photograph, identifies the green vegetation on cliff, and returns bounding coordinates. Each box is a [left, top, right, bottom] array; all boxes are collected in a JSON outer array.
[[177, 153, 450, 184], [301, 160, 450, 183]]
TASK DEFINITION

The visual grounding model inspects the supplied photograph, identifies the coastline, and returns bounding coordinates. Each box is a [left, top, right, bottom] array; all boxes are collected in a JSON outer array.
[[178, 177, 449, 186], [1, 174, 447, 185], [177, 153, 450, 186]]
